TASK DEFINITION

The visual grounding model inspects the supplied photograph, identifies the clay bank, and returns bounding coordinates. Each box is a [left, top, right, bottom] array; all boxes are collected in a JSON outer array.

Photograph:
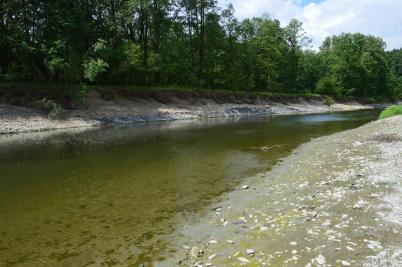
[[0, 90, 376, 134]]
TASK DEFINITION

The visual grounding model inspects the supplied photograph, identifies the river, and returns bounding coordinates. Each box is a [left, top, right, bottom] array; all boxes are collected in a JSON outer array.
[[0, 110, 380, 266]]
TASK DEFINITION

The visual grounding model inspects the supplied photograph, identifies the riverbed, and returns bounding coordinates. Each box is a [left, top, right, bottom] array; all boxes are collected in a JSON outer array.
[[0, 110, 381, 266]]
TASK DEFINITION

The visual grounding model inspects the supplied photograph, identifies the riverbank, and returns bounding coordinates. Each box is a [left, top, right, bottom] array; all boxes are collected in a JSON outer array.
[[0, 91, 376, 134], [160, 115, 402, 266]]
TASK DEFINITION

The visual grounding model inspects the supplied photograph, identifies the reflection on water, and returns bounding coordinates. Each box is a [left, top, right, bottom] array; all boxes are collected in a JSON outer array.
[[0, 110, 380, 266]]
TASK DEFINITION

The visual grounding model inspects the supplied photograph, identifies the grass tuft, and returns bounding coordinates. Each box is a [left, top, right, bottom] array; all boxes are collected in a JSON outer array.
[[379, 105, 402, 119]]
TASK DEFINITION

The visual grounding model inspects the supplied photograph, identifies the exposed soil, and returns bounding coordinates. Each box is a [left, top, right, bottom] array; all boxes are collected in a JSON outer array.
[[0, 91, 375, 134], [158, 116, 402, 266]]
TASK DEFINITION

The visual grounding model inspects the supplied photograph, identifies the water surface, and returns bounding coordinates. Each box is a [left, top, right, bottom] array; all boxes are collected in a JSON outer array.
[[0, 110, 380, 266]]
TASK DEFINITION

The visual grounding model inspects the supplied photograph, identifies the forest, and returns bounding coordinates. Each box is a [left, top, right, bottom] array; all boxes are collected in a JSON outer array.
[[1, 0, 402, 102]]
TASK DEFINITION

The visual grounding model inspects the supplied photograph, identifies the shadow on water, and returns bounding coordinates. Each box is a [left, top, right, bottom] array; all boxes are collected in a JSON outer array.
[[0, 109, 380, 266]]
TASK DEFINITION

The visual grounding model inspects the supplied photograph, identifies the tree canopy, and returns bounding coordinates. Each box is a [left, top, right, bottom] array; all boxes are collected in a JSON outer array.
[[1, 0, 401, 99]]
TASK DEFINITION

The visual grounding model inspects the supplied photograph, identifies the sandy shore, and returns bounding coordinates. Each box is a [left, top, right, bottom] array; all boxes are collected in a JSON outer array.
[[0, 92, 374, 135], [159, 116, 402, 266]]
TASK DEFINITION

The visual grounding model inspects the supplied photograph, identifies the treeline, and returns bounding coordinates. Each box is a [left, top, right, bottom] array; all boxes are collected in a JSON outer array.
[[1, 0, 401, 100]]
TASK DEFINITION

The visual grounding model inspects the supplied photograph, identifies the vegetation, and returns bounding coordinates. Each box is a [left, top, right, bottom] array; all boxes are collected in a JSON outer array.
[[38, 97, 64, 118], [1, 1, 402, 104], [323, 97, 335, 107], [379, 105, 402, 119]]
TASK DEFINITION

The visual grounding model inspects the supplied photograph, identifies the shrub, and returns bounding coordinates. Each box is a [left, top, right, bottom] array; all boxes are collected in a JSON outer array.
[[379, 105, 402, 119], [38, 97, 63, 118], [324, 96, 335, 106]]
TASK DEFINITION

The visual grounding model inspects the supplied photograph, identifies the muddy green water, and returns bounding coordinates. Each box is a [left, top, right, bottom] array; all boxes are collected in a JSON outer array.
[[0, 110, 380, 266]]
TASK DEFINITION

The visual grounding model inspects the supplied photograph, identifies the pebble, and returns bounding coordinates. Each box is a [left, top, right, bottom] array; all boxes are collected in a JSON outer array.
[[292, 250, 297, 255], [290, 241, 298, 246], [209, 240, 218, 244], [227, 240, 235, 244], [238, 257, 250, 264], [341, 260, 351, 266], [242, 185, 249, 189], [190, 247, 202, 258], [246, 249, 255, 256], [314, 255, 326, 265], [208, 254, 216, 260]]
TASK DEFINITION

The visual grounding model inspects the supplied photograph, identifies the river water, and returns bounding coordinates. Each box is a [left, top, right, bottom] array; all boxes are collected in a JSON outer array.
[[0, 110, 380, 266]]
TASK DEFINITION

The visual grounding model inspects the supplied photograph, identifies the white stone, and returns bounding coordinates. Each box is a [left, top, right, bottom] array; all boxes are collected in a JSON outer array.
[[238, 257, 250, 264], [246, 249, 255, 256], [208, 254, 216, 260], [314, 255, 326, 265]]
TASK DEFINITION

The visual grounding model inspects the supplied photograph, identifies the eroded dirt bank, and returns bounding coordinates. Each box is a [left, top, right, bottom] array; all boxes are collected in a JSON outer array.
[[0, 91, 375, 134], [159, 116, 402, 267]]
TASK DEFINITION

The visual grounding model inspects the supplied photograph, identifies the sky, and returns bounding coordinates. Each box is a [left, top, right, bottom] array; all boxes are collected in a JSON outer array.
[[220, 0, 402, 50]]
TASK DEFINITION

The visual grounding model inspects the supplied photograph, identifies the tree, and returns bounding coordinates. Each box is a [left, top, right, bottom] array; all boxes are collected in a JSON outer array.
[[0, 1, 400, 101], [284, 19, 311, 92]]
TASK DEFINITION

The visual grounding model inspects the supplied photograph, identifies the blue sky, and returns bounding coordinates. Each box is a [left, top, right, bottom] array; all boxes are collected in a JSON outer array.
[[299, 0, 323, 6], [224, 0, 402, 50]]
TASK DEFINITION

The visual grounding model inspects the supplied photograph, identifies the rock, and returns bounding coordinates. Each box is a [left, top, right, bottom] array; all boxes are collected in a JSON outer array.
[[190, 247, 203, 258], [341, 260, 351, 266], [209, 240, 218, 244], [314, 255, 326, 265], [237, 257, 250, 264], [227, 240, 235, 244], [246, 249, 255, 256], [208, 254, 216, 260], [205, 263, 213, 267], [353, 200, 368, 209], [290, 241, 298, 246], [322, 220, 332, 227], [242, 185, 249, 189], [292, 250, 297, 255]]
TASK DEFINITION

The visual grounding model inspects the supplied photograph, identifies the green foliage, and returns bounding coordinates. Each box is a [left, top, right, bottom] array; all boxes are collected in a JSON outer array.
[[316, 76, 339, 95], [379, 105, 402, 119], [41, 40, 69, 75], [0, 0, 401, 102], [323, 96, 335, 106], [83, 59, 109, 82], [38, 97, 63, 118], [317, 33, 391, 98]]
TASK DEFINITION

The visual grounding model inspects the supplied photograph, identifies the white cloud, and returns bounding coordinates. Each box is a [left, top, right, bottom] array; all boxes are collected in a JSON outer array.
[[223, 0, 402, 50]]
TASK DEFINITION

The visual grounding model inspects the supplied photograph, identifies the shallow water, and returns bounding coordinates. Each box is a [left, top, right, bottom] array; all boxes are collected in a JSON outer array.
[[0, 110, 380, 266]]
